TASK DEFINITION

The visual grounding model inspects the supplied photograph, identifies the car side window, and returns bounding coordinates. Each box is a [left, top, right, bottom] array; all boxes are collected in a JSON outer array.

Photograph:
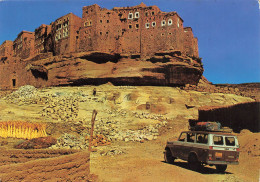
[[187, 133, 195, 143], [178, 133, 186, 142], [213, 136, 224, 145], [225, 137, 235, 146], [196, 133, 208, 144]]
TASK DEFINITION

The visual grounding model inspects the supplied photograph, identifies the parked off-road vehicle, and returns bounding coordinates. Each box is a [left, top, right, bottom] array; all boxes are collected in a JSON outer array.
[[164, 130, 239, 172]]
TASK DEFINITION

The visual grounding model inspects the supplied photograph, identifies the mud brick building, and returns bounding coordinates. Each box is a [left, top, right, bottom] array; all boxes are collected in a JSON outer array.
[[0, 3, 199, 58], [13, 31, 35, 59], [51, 13, 82, 55], [183, 27, 199, 57], [78, 3, 199, 57], [0, 40, 13, 58], [34, 24, 52, 54]]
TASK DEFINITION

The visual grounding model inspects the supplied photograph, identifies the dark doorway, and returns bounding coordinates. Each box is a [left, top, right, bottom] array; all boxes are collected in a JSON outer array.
[[12, 79, 16, 87]]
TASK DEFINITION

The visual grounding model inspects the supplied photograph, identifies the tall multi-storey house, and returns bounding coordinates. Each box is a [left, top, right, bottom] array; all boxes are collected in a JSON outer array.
[[34, 24, 52, 54], [78, 3, 199, 58], [13, 31, 35, 59], [51, 13, 82, 55]]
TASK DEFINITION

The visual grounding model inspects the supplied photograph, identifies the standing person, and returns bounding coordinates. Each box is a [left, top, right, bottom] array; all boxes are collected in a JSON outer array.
[[93, 88, 96, 97]]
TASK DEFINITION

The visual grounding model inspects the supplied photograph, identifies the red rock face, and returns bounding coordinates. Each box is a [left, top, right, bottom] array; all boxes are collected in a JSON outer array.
[[0, 51, 203, 89]]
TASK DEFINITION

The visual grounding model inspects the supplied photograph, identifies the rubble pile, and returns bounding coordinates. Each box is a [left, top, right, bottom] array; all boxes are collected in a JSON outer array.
[[50, 133, 87, 150], [3, 85, 40, 105], [85, 118, 167, 142], [41, 94, 79, 122], [99, 146, 125, 156]]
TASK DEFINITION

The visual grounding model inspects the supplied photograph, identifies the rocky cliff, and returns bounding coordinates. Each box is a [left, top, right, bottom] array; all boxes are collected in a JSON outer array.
[[17, 51, 203, 88]]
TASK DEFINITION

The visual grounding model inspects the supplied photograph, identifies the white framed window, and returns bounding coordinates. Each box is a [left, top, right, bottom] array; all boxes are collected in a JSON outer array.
[[168, 19, 173, 26], [128, 13, 133, 19], [177, 18, 180, 27], [145, 23, 150, 29], [161, 20, 166, 26], [134, 12, 140, 18], [152, 22, 156, 27]]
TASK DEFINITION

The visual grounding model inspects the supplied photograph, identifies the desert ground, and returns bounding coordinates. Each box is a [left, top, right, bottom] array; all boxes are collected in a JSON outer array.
[[0, 84, 259, 182]]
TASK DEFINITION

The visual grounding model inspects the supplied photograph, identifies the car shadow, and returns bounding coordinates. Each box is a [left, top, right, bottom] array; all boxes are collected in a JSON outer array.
[[161, 161, 233, 174]]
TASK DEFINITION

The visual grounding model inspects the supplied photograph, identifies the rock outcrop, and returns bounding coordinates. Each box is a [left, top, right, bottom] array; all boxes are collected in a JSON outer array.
[[0, 51, 203, 90]]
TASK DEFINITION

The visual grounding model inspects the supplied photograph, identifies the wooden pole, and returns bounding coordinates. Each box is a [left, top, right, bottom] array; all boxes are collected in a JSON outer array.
[[88, 110, 97, 152]]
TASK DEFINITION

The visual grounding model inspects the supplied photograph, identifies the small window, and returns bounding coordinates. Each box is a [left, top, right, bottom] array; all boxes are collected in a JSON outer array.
[[100, 32, 102, 35], [187, 133, 195, 143], [135, 12, 140, 18], [12, 79, 16, 87], [152, 22, 156, 27], [135, 24, 139, 29], [145, 23, 150, 29], [178, 133, 186, 142], [151, 11, 155, 15], [107, 20, 109, 23], [168, 19, 173, 26], [89, 21, 92, 25], [145, 12, 149, 16], [100, 20, 102, 23], [161, 20, 166, 26], [129, 24, 132, 29], [213, 136, 224, 145], [196, 134, 208, 144], [225, 137, 235, 146], [128, 13, 133, 19]]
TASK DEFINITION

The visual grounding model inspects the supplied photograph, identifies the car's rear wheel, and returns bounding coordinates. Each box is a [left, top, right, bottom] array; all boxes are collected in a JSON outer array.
[[188, 154, 202, 171], [215, 164, 227, 173], [164, 148, 175, 164]]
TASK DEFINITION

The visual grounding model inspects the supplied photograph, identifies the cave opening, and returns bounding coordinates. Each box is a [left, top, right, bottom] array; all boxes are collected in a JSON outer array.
[[31, 69, 48, 80]]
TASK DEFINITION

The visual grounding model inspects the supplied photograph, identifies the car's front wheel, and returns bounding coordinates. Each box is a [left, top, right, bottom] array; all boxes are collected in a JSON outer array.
[[164, 148, 175, 164], [215, 164, 227, 173]]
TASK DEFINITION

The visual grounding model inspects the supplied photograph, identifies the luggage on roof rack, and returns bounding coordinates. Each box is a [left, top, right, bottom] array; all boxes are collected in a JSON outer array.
[[189, 120, 222, 131]]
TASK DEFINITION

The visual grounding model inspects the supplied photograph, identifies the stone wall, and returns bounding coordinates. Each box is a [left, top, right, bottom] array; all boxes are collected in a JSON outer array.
[[198, 102, 260, 132]]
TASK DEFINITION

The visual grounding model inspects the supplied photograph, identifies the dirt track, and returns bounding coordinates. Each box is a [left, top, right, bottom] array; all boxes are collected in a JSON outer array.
[[91, 129, 260, 182]]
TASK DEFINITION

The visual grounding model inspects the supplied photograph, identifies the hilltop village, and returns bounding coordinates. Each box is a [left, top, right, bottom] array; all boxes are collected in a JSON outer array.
[[0, 3, 203, 90]]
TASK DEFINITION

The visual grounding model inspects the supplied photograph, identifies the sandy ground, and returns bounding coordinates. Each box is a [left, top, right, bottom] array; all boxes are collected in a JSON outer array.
[[90, 130, 260, 182], [0, 85, 259, 182]]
